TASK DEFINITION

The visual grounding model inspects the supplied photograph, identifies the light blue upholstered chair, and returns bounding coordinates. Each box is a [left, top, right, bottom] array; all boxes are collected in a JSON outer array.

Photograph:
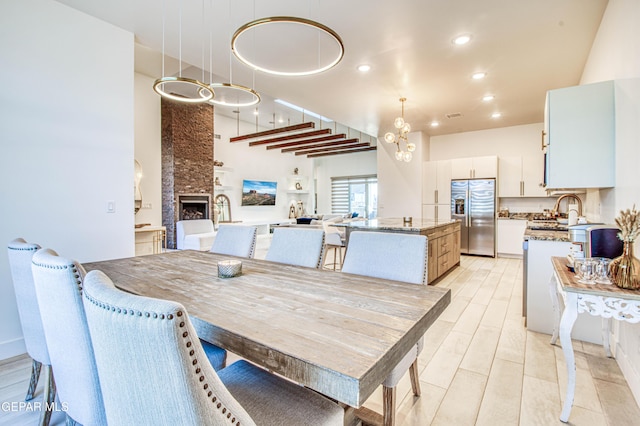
[[7, 239, 56, 426], [342, 231, 428, 426], [265, 227, 325, 268], [30, 248, 107, 426], [210, 225, 258, 258], [82, 269, 344, 426]]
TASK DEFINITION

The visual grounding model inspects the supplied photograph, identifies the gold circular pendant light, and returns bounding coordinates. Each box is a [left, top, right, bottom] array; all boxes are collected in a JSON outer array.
[[153, 0, 213, 104], [206, 83, 261, 107], [231, 16, 344, 77], [154, 77, 214, 103]]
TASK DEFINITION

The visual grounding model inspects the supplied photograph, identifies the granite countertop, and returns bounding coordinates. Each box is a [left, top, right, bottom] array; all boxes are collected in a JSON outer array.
[[336, 217, 457, 232], [524, 228, 570, 242]]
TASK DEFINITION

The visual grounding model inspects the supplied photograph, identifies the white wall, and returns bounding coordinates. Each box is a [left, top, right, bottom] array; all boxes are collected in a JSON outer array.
[[213, 114, 315, 223], [578, 0, 640, 405], [0, 0, 134, 359], [134, 73, 163, 227], [314, 150, 378, 214], [377, 132, 425, 219], [430, 123, 543, 160]]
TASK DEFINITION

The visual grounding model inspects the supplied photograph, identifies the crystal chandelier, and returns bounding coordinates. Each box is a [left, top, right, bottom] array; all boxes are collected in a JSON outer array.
[[384, 97, 415, 162]]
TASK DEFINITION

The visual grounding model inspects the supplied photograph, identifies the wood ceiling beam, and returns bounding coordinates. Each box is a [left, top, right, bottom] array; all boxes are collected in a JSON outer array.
[[307, 147, 377, 158], [295, 142, 370, 156], [282, 138, 359, 153], [248, 128, 332, 146], [266, 133, 347, 150], [230, 122, 315, 142]]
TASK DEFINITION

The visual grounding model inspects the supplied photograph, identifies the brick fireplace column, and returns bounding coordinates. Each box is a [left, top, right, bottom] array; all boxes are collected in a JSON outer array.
[[161, 99, 214, 248]]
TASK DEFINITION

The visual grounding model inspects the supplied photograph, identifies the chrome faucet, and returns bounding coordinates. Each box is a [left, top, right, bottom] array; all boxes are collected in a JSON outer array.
[[552, 194, 583, 217]]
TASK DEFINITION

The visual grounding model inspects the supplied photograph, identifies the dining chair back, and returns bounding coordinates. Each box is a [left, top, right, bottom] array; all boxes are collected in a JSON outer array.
[[7, 238, 56, 425], [210, 225, 258, 258], [31, 249, 107, 426], [82, 269, 343, 426], [342, 231, 427, 284], [266, 227, 325, 268], [341, 231, 428, 426]]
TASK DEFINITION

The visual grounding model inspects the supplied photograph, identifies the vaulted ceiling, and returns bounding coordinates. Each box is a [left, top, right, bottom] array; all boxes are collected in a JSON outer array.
[[54, 0, 607, 140]]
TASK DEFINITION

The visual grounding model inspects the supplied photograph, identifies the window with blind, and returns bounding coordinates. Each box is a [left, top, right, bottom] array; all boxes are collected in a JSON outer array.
[[331, 175, 377, 219]]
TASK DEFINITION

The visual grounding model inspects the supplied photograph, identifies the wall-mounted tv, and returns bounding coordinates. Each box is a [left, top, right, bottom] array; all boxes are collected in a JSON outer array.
[[241, 179, 277, 206]]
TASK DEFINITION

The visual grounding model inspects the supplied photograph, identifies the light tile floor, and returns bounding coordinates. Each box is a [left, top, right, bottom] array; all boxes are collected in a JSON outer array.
[[2, 255, 639, 425]]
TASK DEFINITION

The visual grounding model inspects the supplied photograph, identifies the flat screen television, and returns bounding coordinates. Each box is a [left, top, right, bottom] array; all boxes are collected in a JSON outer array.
[[241, 179, 277, 206]]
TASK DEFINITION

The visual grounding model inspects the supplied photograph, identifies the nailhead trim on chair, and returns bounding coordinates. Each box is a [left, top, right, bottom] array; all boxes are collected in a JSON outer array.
[[83, 293, 241, 425], [317, 234, 326, 269], [422, 238, 428, 284], [249, 228, 257, 259], [32, 260, 85, 291]]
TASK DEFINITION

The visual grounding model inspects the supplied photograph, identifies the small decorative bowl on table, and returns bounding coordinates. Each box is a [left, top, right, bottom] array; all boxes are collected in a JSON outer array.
[[217, 260, 242, 278]]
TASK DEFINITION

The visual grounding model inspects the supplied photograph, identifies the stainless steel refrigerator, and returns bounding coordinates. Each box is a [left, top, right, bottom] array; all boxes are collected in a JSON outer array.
[[451, 179, 496, 257]]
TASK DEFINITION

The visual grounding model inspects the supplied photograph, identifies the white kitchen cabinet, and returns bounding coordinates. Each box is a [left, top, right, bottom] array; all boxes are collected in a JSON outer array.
[[499, 156, 546, 197], [422, 160, 451, 221], [496, 219, 527, 256], [521, 155, 547, 196], [422, 160, 451, 204], [545, 80, 615, 189], [451, 155, 497, 179], [422, 204, 451, 221]]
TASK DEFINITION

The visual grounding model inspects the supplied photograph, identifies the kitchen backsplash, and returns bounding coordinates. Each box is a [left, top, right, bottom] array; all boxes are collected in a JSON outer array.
[[498, 197, 557, 213]]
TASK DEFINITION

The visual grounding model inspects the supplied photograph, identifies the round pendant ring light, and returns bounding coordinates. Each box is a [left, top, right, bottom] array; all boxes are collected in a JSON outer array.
[[154, 77, 214, 104], [231, 16, 344, 77], [204, 83, 261, 107]]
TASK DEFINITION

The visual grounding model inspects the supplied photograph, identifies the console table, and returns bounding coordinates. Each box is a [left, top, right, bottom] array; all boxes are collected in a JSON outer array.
[[549, 256, 640, 422], [134, 225, 166, 256]]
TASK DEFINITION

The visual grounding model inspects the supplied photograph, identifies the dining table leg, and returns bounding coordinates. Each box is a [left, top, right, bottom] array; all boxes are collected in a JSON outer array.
[[559, 291, 579, 423]]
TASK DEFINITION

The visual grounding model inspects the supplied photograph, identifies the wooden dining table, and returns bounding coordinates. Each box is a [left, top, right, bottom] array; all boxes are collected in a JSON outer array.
[[83, 250, 450, 423]]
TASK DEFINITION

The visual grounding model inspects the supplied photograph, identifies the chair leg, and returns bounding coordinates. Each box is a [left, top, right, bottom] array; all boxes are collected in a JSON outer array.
[[409, 359, 421, 397], [26, 359, 42, 401], [332, 247, 338, 271], [39, 366, 56, 426], [382, 385, 396, 426]]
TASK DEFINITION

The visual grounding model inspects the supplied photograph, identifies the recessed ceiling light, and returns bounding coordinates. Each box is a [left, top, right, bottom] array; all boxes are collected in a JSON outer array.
[[452, 34, 472, 45], [482, 95, 495, 102], [472, 72, 486, 80], [491, 112, 502, 118], [430, 121, 440, 127], [357, 64, 371, 72]]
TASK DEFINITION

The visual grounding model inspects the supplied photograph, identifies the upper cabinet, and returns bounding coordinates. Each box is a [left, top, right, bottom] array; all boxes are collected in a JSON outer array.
[[499, 156, 546, 197], [422, 160, 451, 221], [422, 160, 451, 204], [451, 155, 497, 179], [545, 80, 615, 189]]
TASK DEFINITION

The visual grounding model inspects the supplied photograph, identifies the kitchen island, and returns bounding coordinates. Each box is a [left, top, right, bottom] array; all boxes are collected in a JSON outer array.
[[337, 218, 461, 284]]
